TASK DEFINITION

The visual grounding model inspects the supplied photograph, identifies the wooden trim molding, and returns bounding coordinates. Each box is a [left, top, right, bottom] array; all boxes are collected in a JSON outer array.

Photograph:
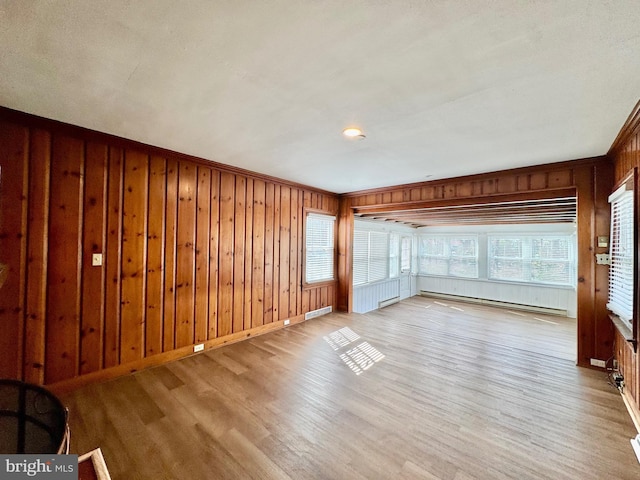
[[343, 156, 606, 197], [609, 99, 640, 157], [352, 188, 577, 214]]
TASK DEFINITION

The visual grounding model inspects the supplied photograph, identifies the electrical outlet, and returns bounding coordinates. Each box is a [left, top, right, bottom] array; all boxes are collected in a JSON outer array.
[[613, 359, 619, 370], [590, 358, 606, 368], [284, 319, 290, 326], [194, 343, 204, 353], [92, 253, 103, 266]]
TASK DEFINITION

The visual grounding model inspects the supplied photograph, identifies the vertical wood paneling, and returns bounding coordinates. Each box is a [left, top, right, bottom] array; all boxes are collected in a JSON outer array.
[[296, 190, 304, 316], [104, 147, 124, 368], [208, 171, 220, 339], [24, 129, 50, 384], [263, 183, 275, 324], [289, 189, 299, 317], [252, 180, 265, 328], [146, 156, 167, 356], [593, 162, 614, 360], [195, 167, 211, 344], [568, 165, 595, 367], [233, 176, 246, 332], [163, 159, 178, 352], [218, 172, 235, 337], [80, 142, 107, 375], [0, 110, 340, 387], [175, 163, 197, 348], [279, 187, 291, 320], [244, 178, 254, 331], [0, 122, 28, 380], [120, 150, 148, 364], [46, 135, 84, 383], [272, 185, 281, 321]]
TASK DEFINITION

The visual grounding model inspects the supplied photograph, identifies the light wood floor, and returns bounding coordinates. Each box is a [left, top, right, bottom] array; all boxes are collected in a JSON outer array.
[[63, 297, 639, 479]]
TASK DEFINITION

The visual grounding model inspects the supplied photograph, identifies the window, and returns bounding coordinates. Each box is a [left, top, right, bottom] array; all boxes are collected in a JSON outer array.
[[418, 235, 478, 278], [353, 230, 390, 286], [488, 236, 574, 286], [608, 180, 635, 328], [389, 233, 399, 278], [305, 213, 335, 284], [400, 236, 411, 273]]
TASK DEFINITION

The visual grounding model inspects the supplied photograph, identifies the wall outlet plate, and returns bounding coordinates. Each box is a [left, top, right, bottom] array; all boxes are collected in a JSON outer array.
[[194, 343, 204, 353], [92, 253, 103, 266], [590, 358, 606, 368], [284, 319, 290, 326]]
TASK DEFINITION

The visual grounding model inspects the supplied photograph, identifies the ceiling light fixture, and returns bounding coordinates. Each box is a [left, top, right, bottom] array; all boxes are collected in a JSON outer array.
[[343, 127, 365, 138]]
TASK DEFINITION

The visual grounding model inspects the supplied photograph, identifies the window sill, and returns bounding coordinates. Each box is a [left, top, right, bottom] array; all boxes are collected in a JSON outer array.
[[416, 274, 576, 290], [303, 279, 337, 290], [610, 313, 637, 353]]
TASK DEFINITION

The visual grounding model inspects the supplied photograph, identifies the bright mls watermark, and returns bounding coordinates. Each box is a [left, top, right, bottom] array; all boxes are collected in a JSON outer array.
[[0, 455, 77, 479]]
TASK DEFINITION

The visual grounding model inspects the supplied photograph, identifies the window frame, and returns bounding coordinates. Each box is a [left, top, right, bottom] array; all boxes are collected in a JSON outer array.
[[607, 171, 638, 346], [487, 235, 575, 287], [303, 209, 337, 288], [418, 234, 479, 279]]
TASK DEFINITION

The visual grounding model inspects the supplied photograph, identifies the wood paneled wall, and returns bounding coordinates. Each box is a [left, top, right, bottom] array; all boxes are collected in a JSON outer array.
[[339, 158, 614, 369], [0, 109, 338, 389], [610, 100, 640, 424]]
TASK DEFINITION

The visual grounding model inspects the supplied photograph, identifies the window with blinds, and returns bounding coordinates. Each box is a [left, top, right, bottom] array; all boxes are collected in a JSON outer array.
[[305, 213, 335, 284], [607, 181, 635, 327], [389, 233, 400, 278], [488, 235, 574, 286], [352, 230, 390, 286], [418, 236, 478, 278]]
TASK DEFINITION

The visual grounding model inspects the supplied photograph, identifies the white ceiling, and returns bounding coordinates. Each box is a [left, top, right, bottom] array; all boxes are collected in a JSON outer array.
[[1, 1, 639, 194]]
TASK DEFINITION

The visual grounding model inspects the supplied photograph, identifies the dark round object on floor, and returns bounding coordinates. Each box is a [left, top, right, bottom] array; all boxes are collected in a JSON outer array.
[[0, 379, 69, 454]]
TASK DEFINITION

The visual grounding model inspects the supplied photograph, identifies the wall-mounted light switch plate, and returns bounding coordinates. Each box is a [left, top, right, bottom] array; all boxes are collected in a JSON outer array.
[[597, 236, 608, 248], [92, 253, 103, 266]]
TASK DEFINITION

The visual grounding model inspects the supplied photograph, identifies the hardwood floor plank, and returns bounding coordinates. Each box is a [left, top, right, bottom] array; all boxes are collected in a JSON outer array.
[[64, 298, 639, 479]]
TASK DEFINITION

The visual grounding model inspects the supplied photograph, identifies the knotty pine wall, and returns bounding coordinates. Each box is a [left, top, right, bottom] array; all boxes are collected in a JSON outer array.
[[338, 158, 614, 369], [611, 101, 640, 423], [0, 109, 338, 389]]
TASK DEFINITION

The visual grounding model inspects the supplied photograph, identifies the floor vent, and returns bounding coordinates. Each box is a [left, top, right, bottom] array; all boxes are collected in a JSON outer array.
[[419, 291, 567, 317], [378, 297, 400, 309], [305, 306, 333, 320]]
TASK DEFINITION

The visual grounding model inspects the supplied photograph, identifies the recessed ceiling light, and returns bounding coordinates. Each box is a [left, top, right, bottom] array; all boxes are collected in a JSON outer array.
[[343, 127, 365, 138]]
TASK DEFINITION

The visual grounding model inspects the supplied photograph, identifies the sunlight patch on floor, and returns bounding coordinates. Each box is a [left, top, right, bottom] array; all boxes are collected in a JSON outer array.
[[323, 327, 361, 351], [324, 327, 385, 375], [339, 342, 385, 376]]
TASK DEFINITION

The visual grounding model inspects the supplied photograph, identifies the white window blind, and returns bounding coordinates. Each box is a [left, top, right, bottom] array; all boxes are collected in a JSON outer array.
[[352, 229, 390, 286], [418, 236, 478, 278], [353, 230, 369, 286], [389, 233, 400, 278], [488, 236, 574, 286], [305, 213, 335, 283], [370, 232, 389, 282], [400, 237, 411, 272], [608, 184, 634, 326]]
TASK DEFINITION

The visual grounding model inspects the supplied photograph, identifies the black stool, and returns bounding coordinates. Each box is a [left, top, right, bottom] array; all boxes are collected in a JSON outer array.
[[0, 379, 70, 454]]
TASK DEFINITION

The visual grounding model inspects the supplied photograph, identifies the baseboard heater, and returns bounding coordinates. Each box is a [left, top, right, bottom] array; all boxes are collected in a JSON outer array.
[[419, 291, 567, 317], [305, 306, 332, 320], [378, 296, 400, 309]]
